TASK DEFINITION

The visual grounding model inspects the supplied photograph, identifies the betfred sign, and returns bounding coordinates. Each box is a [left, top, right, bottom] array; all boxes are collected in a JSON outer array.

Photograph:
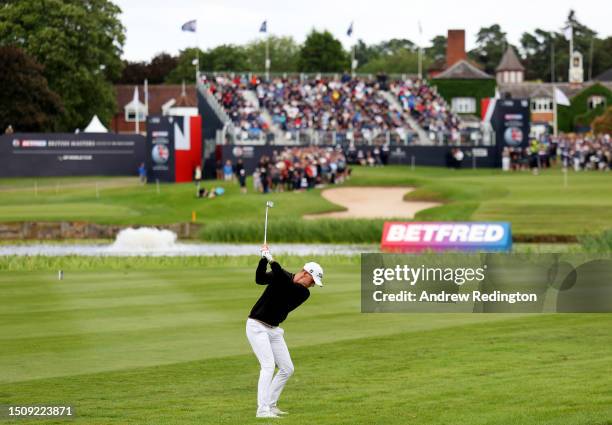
[[381, 222, 512, 252]]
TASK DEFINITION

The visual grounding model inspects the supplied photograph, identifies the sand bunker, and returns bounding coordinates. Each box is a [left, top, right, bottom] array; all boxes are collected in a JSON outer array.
[[304, 187, 441, 219]]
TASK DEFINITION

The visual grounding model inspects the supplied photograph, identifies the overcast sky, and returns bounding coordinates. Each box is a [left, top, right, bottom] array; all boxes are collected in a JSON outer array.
[[115, 0, 610, 62]]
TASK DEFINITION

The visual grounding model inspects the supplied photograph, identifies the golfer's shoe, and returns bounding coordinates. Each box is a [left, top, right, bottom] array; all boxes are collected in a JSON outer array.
[[256, 409, 280, 418], [270, 406, 288, 415]]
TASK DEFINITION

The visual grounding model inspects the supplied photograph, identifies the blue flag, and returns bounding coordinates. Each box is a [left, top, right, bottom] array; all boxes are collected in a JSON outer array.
[[259, 20, 267, 33], [347, 22, 353, 37], [181, 20, 197, 32]]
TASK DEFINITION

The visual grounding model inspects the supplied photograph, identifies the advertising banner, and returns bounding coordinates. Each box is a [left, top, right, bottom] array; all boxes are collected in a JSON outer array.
[[0, 133, 145, 177], [490, 98, 531, 166], [146, 116, 175, 182], [380, 222, 512, 252]]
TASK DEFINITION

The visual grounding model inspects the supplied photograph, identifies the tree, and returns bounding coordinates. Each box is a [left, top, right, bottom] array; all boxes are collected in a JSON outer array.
[[354, 39, 381, 69], [375, 39, 417, 55], [0, 0, 125, 131], [298, 30, 348, 73], [148, 53, 179, 84], [244, 36, 300, 73], [520, 10, 605, 82], [359, 49, 429, 74], [426, 35, 447, 61], [117, 53, 178, 84], [165, 45, 249, 83], [592, 37, 612, 79], [117, 61, 149, 84], [468, 24, 508, 75], [0, 46, 63, 131], [165, 48, 204, 84], [520, 29, 556, 81], [202, 44, 249, 71]]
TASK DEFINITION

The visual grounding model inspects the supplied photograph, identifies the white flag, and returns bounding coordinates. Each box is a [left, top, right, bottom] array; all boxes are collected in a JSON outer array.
[[554, 87, 570, 106]]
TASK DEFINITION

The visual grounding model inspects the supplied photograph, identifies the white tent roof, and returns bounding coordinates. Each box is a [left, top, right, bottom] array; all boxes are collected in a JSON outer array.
[[83, 115, 108, 133]]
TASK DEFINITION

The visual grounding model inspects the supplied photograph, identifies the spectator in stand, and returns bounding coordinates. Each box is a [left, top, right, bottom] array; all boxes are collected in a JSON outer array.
[[390, 78, 460, 143], [211, 74, 430, 144], [209, 75, 269, 141]]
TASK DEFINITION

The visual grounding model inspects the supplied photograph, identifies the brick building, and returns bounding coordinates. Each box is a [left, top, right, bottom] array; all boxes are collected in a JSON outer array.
[[110, 84, 197, 134]]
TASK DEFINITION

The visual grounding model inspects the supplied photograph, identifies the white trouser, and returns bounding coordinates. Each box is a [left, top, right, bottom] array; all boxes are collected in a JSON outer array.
[[246, 318, 294, 413]]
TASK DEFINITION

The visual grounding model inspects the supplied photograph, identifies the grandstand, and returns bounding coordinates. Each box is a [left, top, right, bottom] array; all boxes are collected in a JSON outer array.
[[204, 74, 465, 146]]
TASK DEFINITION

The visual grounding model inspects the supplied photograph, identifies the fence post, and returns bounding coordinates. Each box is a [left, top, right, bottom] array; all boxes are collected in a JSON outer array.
[[411, 155, 415, 171]]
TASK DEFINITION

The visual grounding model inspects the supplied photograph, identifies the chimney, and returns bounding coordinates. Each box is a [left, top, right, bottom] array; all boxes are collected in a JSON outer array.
[[446, 29, 466, 68]]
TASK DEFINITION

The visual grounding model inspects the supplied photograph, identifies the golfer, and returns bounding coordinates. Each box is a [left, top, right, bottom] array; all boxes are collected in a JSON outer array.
[[246, 244, 324, 418]]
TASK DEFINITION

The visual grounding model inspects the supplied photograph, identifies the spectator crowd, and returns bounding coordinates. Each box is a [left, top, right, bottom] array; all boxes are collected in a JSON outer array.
[[501, 133, 612, 173], [389, 78, 461, 142], [206, 74, 462, 143], [257, 75, 409, 142], [208, 75, 269, 141], [219, 146, 352, 193]]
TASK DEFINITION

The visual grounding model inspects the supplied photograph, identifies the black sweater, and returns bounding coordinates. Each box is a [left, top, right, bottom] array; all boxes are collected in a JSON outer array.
[[249, 258, 310, 326]]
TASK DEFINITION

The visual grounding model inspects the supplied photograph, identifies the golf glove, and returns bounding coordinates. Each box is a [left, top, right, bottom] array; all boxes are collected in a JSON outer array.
[[261, 249, 274, 262]]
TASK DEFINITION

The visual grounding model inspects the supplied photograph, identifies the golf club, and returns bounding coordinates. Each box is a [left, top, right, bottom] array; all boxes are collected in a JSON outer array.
[[264, 201, 274, 245]]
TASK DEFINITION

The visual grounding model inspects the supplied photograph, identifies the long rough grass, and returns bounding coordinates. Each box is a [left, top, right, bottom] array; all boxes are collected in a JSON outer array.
[[199, 218, 385, 243], [580, 229, 612, 252]]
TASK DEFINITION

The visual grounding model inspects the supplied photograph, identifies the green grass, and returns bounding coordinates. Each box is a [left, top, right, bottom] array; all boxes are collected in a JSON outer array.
[[0, 166, 611, 242], [0, 257, 610, 424], [580, 230, 612, 252]]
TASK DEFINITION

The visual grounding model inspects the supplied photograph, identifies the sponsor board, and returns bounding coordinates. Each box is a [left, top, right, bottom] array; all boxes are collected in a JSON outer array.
[[381, 222, 512, 252]]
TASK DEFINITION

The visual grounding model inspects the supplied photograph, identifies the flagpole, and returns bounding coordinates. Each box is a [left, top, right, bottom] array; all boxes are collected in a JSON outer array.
[[568, 22, 573, 82], [135, 86, 140, 135], [418, 47, 422, 79], [195, 27, 200, 84], [144, 78, 148, 120], [550, 33, 555, 83], [265, 34, 270, 81], [348, 22, 355, 77], [351, 44, 355, 77], [553, 84, 558, 136], [418, 21, 423, 79], [569, 23, 573, 59], [588, 37, 594, 81]]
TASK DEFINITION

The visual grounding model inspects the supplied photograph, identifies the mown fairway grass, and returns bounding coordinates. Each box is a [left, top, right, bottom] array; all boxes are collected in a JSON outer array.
[[0, 257, 611, 424], [0, 166, 611, 241]]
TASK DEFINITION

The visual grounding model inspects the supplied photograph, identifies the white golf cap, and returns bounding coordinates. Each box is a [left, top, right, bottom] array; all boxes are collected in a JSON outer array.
[[304, 262, 324, 287]]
